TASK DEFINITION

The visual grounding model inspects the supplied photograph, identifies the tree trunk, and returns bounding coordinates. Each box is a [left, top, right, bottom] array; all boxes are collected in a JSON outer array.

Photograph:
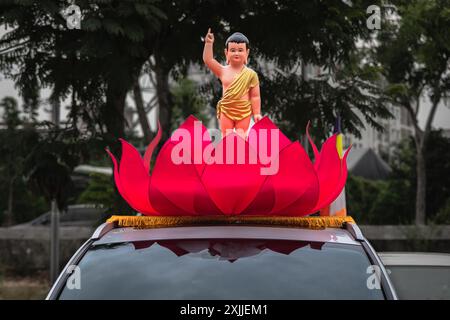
[[415, 146, 426, 225], [412, 96, 440, 225], [104, 84, 128, 155], [133, 79, 153, 144], [5, 177, 15, 226], [107, 90, 126, 138], [104, 83, 134, 213], [153, 51, 173, 143]]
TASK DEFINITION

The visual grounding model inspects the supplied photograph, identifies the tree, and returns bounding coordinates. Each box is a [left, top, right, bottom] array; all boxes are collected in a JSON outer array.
[[1, 0, 395, 142], [132, 77, 153, 144], [23, 124, 91, 211], [0, 97, 40, 225], [77, 173, 115, 209], [1, 0, 409, 217], [260, 55, 392, 141], [213, 0, 392, 140], [1, 0, 170, 214], [171, 78, 208, 131], [138, 0, 226, 141], [348, 130, 450, 225], [133, 0, 393, 142], [0, 0, 167, 145], [375, 0, 450, 224], [390, 131, 450, 222]]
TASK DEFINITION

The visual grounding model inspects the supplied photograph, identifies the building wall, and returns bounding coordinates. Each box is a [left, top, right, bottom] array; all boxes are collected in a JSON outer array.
[[345, 104, 414, 160]]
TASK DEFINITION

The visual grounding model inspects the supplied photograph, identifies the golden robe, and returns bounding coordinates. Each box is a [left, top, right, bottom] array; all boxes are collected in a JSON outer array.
[[216, 67, 259, 121]]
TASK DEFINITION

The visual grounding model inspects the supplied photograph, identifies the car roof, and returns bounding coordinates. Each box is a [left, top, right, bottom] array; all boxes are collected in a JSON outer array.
[[92, 225, 361, 246]]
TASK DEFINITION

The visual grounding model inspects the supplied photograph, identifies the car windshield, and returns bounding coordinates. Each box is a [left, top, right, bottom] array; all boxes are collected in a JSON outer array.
[[58, 239, 385, 300]]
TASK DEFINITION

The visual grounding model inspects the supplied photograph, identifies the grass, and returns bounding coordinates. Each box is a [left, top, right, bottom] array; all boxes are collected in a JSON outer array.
[[0, 273, 50, 300]]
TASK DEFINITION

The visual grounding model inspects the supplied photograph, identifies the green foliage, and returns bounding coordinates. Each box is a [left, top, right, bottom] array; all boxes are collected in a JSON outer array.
[[200, 0, 391, 141], [0, 97, 21, 128], [0, 178, 49, 225], [369, 178, 415, 224], [377, 0, 450, 111], [171, 78, 209, 131], [390, 131, 450, 222], [346, 174, 415, 225], [0, 0, 168, 140], [75, 172, 133, 221], [0, 97, 41, 225], [346, 175, 385, 223], [22, 124, 96, 211], [372, 0, 450, 224], [1, 0, 396, 140], [432, 198, 450, 224], [347, 130, 450, 224], [77, 173, 115, 208], [261, 58, 392, 141], [3, 0, 447, 219]]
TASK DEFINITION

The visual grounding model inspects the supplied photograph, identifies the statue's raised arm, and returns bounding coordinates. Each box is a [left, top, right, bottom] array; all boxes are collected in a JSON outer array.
[[202, 28, 223, 78]]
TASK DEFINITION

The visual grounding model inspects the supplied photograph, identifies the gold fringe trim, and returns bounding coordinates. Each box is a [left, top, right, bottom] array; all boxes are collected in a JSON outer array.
[[106, 215, 355, 230]]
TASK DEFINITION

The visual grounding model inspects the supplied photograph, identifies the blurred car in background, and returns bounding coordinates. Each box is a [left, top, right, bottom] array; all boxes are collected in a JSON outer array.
[[379, 252, 450, 300], [11, 204, 105, 228]]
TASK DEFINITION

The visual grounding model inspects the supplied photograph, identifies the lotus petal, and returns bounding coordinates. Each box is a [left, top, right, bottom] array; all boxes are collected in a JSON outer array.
[[201, 132, 266, 215]]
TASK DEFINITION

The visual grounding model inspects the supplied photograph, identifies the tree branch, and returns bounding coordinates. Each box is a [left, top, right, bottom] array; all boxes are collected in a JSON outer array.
[[0, 40, 30, 55], [403, 101, 422, 147], [422, 92, 441, 151], [414, 85, 425, 115]]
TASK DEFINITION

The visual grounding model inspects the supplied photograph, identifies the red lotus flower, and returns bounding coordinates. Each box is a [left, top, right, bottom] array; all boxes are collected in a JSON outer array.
[[107, 115, 351, 216]]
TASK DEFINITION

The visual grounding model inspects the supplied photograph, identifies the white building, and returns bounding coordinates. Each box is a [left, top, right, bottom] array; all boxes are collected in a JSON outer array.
[[344, 105, 415, 160]]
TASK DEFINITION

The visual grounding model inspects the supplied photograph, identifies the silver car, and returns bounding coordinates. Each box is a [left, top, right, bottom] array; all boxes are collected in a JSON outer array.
[[47, 219, 397, 300]]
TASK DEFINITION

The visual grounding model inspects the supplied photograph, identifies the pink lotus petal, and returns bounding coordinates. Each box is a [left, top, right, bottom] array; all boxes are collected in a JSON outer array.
[[148, 116, 220, 215], [312, 134, 339, 201], [240, 178, 275, 215], [148, 185, 191, 216], [277, 180, 321, 216], [306, 121, 320, 168], [108, 140, 157, 215], [108, 115, 350, 218], [247, 116, 292, 157], [171, 115, 212, 177], [310, 147, 351, 213], [149, 136, 221, 215], [106, 148, 133, 206], [242, 141, 320, 216], [143, 121, 162, 173], [273, 134, 345, 216], [201, 133, 266, 215], [267, 142, 319, 214]]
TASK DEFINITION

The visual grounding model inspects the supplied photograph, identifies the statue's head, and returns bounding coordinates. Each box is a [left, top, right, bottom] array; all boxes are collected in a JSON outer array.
[[224, 32, 250, 65]]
